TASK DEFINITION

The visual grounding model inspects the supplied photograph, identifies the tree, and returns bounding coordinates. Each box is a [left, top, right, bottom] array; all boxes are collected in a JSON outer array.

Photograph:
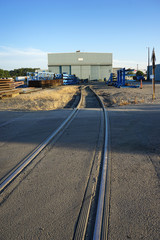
[[136, 70, 144, 76], [126, 68, 134, 75], [9, 68, 37, 77], [0, 69, 11, 78], [0, 68, 38, 78], [0, 69, 4, 78], [4, 70, 10, 78]]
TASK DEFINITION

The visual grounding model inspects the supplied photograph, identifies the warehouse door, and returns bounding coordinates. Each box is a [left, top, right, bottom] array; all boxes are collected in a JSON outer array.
[[62, 66, 71, 74], [81, 66, 90, 79], [100, 66, 108, 80], [90, 66, 100, 80], [71, 66, 81, 78], [49, 66, 59, 73]]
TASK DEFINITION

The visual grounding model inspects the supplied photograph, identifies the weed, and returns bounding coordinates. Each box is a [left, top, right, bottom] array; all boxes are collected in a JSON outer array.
[[0, 86, 79, 111]]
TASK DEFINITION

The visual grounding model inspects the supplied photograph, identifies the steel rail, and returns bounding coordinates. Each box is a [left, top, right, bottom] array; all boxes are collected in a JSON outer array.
[[89, 87, 109, 240], [0, 88, 82, 193], [71, 85, 107, 240]]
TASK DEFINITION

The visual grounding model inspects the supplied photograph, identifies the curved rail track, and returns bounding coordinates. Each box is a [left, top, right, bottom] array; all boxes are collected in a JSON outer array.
[[0, 86, 110, 240]]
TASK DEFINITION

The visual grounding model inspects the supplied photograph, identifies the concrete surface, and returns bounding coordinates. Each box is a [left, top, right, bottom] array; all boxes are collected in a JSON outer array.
[[0, 110, 73, 180], [107, 104, 160, 240], [1, 85, 160, 240], [0, 106, 102, 239]]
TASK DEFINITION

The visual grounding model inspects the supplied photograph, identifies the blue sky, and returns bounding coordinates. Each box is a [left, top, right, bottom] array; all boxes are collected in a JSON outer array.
[[0, 0, 160, 70]]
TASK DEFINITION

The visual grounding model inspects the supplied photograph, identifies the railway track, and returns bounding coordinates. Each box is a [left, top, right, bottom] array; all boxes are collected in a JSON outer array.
[[0, 86, 110, 240]]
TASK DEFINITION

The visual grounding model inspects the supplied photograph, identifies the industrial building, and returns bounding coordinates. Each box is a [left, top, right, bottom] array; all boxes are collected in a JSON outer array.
[[48, 52, 112, 80], [148, 64, 160, 81]]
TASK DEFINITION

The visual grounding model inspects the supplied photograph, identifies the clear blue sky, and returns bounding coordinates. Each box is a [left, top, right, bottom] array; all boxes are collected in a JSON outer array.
[[0, 0, 160, 70]]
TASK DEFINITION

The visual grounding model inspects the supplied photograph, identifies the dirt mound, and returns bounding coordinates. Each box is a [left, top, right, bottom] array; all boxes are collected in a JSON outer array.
[[92, 83, 160, 107], [0, 86, 79, 111]]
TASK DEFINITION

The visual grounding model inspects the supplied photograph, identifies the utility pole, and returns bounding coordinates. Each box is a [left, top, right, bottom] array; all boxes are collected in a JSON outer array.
[[151, 48, 156, 100], [147, 47, 150, 81]]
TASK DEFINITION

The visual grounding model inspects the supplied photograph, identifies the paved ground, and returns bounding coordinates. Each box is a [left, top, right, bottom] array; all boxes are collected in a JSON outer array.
[[0, 87, 103, 240], [0, 110, 73, 180], [0, 84, 160, 239], [0, 108, 102, 239], [107, 104, 160, 240]]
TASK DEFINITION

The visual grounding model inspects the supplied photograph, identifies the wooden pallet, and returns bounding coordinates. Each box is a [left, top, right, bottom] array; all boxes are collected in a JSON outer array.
[[0, 78, 24, 92], [0, 89, 21, 99]]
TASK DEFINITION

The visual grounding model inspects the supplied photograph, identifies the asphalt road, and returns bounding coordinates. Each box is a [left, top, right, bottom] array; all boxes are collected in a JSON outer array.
[[107, 104, 160, 240]]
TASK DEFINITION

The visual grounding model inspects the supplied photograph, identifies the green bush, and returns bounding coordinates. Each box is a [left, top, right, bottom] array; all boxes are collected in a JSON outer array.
[[136, 70, 144, 76]]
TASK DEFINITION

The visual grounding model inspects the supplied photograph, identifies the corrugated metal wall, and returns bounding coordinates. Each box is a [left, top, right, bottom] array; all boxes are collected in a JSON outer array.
[[71, 66, 81, 77], [100, 66, 111, 80], [148, 64, 160, 81], [48, 52, 112, 66], [81, 66, 90, 79], [48, 65, 112, 80], [48, 52, 112, 80], [62, 66, 71, 74], [91, 66, 100, 80], [49, 66, 59, 73]]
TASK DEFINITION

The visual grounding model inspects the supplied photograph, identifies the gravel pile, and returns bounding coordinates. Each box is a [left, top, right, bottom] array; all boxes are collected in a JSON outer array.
[[92, 83, 160, 107]]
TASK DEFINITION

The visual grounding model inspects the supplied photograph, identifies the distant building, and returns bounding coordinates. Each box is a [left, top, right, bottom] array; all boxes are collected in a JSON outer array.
[[48, 52, 112, 80], [148, 64, 160, 81], [112, 68, 121, 75]]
